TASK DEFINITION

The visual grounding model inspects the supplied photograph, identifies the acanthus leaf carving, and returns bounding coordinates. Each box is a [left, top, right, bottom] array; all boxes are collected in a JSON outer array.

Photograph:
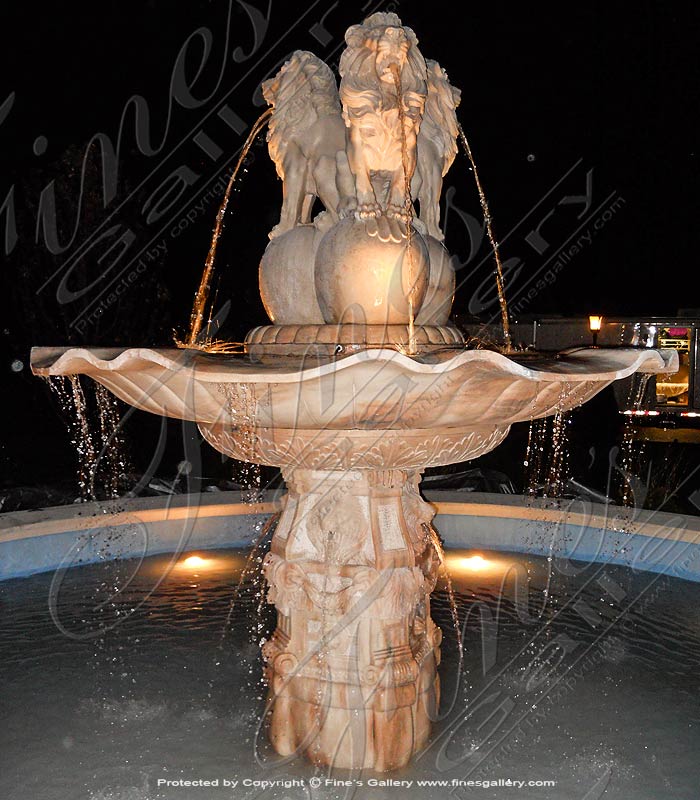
[[198, 423, 510, 471]]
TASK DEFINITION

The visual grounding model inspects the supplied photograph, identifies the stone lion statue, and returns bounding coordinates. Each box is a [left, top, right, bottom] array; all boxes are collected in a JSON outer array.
[[412, 60, 462, 240], [262, 51, 348, 238], [339, 12, 428, 223], [262, 18, 462, 245]]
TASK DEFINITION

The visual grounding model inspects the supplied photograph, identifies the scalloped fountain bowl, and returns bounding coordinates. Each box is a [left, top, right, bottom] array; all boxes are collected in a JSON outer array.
[[30, 343, 677, 771], [30, 346, 676, 469]]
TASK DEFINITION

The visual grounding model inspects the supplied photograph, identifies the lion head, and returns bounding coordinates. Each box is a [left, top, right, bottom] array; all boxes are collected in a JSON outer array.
[[339, 12, 427, 98], [262, 51, 341, 171]]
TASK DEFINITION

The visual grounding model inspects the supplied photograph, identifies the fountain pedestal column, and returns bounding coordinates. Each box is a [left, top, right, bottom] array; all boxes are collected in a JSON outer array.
[[262, 467, 442, 771]]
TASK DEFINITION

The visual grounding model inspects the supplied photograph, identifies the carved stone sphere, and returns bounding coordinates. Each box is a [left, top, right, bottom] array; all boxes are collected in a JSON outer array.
[[415, 237, 456, 326], [259, 226, 325, 325], [314, 218, 429, 325]]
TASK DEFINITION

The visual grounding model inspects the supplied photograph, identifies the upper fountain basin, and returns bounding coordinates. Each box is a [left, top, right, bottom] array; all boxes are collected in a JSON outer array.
[[30, 346, 677, 433]]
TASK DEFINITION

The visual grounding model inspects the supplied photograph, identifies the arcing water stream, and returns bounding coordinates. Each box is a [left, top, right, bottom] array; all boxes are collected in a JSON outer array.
[[457, 122, 512, 351], [184, 108, 272, 349], [390, 62, 418, 355]]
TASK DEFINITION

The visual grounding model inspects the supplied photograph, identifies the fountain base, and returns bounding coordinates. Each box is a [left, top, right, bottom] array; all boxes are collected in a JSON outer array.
[[261, 467, 442, 770]]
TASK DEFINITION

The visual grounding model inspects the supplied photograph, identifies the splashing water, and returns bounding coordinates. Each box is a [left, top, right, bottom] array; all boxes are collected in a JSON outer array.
[[215, 378, 273, 700], [219, 382, 261, 503], [184, 108, 272, 349], [213, 381, 276, 704], [524, 388, 574, 500], [46, 376, 130, 500], [390, 63, 417, 355], [428, 524, 464, 671], [218, 512, 280, 649], [546, 409, 572, 498], [93, 384, 131, 499], [213, 514, 279, 725], [457, 122, 511, 351], [47, 376, 95, 499], [523, 417, 541, 496], [618, 373, 651, 507]]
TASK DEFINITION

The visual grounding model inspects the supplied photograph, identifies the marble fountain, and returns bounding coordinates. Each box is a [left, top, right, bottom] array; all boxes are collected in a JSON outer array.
[[31, 13, 676, 773]]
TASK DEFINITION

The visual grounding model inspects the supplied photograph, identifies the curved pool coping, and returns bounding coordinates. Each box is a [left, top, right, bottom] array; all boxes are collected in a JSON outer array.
[[1, 490, 699, 582]]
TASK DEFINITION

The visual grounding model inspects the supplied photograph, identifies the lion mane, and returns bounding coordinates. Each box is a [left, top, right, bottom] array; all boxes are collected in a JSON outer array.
[[421, 60, 462, 177], [262, 51, 342, 179], [411, 60, 462, 240]]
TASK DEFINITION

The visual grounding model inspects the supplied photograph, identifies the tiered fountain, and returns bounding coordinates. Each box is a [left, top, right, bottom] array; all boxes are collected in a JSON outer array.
[[31, 13, 675, 772]]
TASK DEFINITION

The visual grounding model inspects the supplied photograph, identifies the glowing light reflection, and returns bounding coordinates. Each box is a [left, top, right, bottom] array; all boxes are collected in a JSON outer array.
[[445, 553, 504, 576], [176, 555, 221, 576], [459, 555, 489, 571]]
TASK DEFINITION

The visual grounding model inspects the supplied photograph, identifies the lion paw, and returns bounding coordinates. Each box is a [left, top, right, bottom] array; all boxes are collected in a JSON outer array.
[[338, 198, 357, 220], [386, 204, 411, 224], [355, 202, 382, 220]]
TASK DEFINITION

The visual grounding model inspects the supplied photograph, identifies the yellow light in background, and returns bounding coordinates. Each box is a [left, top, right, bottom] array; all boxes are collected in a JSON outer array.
[[588, 315, 603, 347]]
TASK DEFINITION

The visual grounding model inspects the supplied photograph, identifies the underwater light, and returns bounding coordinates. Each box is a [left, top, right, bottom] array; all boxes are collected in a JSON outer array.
[[459, 554, 489, 571], [165, 552, 240, 578], [182, 555, 207, 569], [444, 553, 510, 577]]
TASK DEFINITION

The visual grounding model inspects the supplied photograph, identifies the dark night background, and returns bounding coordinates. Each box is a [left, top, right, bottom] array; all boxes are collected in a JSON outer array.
[[1, 1, 698, 506]]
